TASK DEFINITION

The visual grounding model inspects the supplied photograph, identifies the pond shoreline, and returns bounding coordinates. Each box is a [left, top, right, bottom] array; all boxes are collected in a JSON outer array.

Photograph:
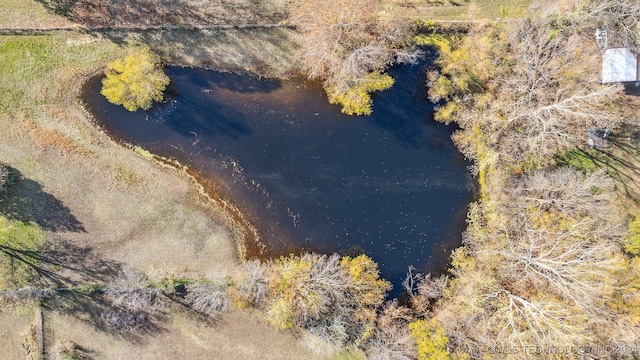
[[79, 61, 476, 296], [75, 66, 264, 262]]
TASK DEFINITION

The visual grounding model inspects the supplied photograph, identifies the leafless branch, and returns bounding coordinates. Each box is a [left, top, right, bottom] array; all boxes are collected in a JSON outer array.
[[184, 281, 229, 318]]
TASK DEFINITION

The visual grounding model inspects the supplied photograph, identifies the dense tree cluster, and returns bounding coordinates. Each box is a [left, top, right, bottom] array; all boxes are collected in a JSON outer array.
[[438, 169, 633, 354], [232, 254, 391, 347], [228, 254, 447, 357], [288, 0, 420, 115], [415, 3, 640, 358], [425, 17, 626, 168]]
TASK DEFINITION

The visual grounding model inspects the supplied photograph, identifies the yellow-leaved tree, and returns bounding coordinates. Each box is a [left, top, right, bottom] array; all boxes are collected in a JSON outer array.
[[624, 216, 640, 256], [408, 319, 450, 360], [326, 72, 395, 116], [264, 253, 391, 345], [101, 47, 170, 112]]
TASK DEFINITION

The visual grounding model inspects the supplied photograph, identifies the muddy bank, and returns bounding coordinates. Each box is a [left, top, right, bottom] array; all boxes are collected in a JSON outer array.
[[80, 102, 258, 261]]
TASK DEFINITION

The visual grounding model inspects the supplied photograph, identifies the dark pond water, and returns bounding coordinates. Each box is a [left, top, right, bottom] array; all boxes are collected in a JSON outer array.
[[82, 59, 475, 297]]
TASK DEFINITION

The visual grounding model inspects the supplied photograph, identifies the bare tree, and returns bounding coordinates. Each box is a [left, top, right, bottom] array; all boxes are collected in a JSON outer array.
[[366, 323, 416, 360], [585, 0, 640, 48], [233, 259, 268, 307], [288, 0, 385, 81], [0, 287, 54, 302], [508, 168, 616, 219], [394, 47, 425, 65], [104, 269, 163, 312], [269, 253, 350, 327], [491, 18, 625, 160], [435, 167, 634, 356], [184, 281, 229, 318], [403, 267, 448, 317], [359, 299, 416, 359], [496, 225, 624, 315], [478, 289, 590, 349], [430, 17, 626, 164], [288, 0, 414, 113], [102, 269, 163, 331], [265, 253, 390, 344], [101, 306, 149, 332], [307, 315, 350, 347]]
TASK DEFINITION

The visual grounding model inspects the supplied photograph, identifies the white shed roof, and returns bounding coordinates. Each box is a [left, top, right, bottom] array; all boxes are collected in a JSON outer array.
[[602, 48, 638, 83]]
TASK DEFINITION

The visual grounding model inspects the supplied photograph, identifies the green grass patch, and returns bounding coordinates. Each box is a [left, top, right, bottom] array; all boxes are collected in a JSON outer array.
[[475, 0, 531, 19], [333, 349, 366, 360], [624, 217, 640, 256], [0, 34, 126, 114], [0, 0, 70, 28], [0, 216, 46, 288], [75, 284, 107, 295], [133, 146, 154, 160], [413, 0, 532, 21], [554, 148, 599, 173], [14, 304, 33, 315]]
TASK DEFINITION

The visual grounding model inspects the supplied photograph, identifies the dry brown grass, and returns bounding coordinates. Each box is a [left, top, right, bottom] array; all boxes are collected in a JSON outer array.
[[0, 310, 34, 360], [400, 0, 533, 21], [37, 0, 287, 27], [24, 118, 86, 154], [46, 303, 331, 360], [1, 107, 241, 280], [0, 0, 74, 28]]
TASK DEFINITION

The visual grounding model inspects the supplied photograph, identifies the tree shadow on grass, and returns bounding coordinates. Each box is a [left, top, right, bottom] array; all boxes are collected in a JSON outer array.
[[33, 0, 286, 27], [163, 293, 224, 327], [60, 343, 98, 360], [34, 1, 300, 77], [33, 0, 79, 18], [0, 167, 85, 233], [104, 27, 298, 76], [43, 291, 167, 343], [0, 242, 165, 340], [31, 241, 165, 341], [0, 236, 122, 288], [39, 236, 123, 286], [571, 123, 640, 206]]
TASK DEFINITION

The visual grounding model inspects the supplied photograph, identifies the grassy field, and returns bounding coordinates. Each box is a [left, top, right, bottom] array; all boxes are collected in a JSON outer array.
[[409, 0, 533, 21], [0, 0, 73, 28]]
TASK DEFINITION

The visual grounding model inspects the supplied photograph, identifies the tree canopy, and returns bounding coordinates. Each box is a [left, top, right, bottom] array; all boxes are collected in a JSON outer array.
[[288, 0, 417, 115], [101, 47, 170, 112]]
